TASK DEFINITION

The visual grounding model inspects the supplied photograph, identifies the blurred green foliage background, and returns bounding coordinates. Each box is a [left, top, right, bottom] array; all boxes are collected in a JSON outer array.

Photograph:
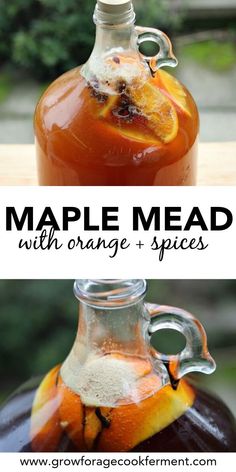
[[0, 280, 235, 415], [0, 0, 183, 80], [1, 0, 235, 81], [0, 0, 236, 143]]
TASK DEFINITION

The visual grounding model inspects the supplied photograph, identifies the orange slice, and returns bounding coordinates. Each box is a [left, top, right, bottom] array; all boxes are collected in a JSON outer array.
[[84, 407, 102, 450], [31, 365, 62, 452], [31, 364, 195, 452], [100, 103, 160, 145], [97, 380, 195, 452], [58, 376, 86, 451], [128, 82, 178, 144], [99, 95, 118, 118], [118, 127, 160, 145], [158, 70, 191, 117], [59, 376, 112, 451]]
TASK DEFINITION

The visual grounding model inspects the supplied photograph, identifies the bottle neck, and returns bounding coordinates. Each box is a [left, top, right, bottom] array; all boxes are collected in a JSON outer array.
[[82, 2, 150, 94], [74, 279, 147, 308], [90, 1, 136, 63], [76, 297, 148, 359], [73, 280, 149, 360], [92, 22, 135, 57]]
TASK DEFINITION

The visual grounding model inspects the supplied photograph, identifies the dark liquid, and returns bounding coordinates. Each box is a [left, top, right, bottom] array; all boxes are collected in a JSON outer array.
[[0, 378, 235, 452]]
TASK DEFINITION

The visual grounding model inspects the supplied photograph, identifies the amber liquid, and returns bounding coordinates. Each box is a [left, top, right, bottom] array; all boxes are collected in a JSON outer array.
[[0, 378, 235, 452], [35, 68, 199, 186]]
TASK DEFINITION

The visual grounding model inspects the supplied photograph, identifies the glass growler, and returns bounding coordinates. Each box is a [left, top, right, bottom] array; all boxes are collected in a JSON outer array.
[[35, 0, 199, 185], [0, 280, 235, 452]]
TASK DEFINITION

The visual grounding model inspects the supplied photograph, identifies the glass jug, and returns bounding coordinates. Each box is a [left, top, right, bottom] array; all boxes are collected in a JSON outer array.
[[35, 0, 199, 186], [0, 279, 235, 452]]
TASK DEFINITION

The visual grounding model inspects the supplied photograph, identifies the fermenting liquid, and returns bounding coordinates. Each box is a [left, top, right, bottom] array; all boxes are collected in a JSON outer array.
[[35, 62, 199, 186], [0, 364, 235, 452]]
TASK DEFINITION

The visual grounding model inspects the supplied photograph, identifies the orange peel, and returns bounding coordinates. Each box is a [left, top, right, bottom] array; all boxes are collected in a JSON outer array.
[[158, 70, 191, 117], [58, 376, 86, 451], [128, 82, 179, 144], [31, 363, 195, 452], [99, 95, 118, 118], [97, 380, 195, 451], [31, 365, 62, 452]]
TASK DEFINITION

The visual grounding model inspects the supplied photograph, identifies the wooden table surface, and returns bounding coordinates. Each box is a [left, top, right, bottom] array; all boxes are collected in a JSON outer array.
[[0, 142, 235, 186]]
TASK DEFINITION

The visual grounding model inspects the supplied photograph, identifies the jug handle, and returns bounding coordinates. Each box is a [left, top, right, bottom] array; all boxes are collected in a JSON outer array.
[[134, 26, 178, 74], [146, 303, 216, 382]]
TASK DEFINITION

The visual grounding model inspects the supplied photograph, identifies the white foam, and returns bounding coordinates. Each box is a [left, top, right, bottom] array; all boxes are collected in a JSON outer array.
[[95, 61, 143, 84], [62, 355, 142, 407], [85, 49, 149, 94]]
